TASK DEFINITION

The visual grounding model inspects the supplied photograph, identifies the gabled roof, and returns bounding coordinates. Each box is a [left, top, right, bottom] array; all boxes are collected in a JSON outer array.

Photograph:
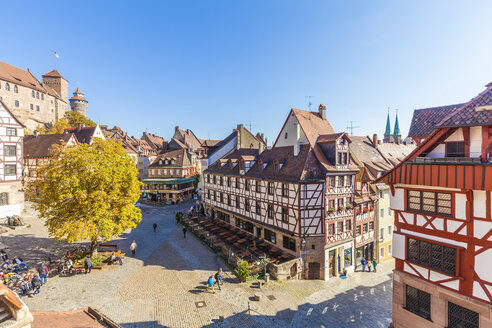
[[201, 139, 221, 147], [286, 108, 335, 146], [0, 99, 25, 127], [173, 127, 202, 150], [408, 103, 465, 138], [150, 148, 193, 168], [64, 126, 98, 144], [438, 82, 492, 128], [349, 136, 393, 181], [205, 145, 325, 182], [317, 132, 350, 143], [142, 132, 166, 150], [24, 133, 75, 158]]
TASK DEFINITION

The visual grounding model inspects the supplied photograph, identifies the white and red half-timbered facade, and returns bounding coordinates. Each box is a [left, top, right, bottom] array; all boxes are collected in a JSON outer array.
[[0, 100, 24, 217], [204, 105, 358, 280], [379, 82, 492, 328]]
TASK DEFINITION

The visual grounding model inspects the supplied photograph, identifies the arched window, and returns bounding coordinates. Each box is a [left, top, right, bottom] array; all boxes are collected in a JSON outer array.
[[5, 83, 9, 91], [14, 85, 18, 93], [36, 92, 39, 99]]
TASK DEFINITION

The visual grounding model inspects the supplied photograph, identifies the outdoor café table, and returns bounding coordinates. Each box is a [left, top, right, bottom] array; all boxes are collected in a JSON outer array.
[[237, 249, 251, 258]]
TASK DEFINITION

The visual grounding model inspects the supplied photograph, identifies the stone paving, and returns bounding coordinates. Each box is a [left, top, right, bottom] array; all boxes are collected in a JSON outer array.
[[0, 202, 394, 327]]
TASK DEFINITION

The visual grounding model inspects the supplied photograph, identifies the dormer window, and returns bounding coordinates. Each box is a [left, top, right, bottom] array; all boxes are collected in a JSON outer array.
[[159, 160, 163, 165], [165, 160, 168, 165], [446, 142, 465, 158], [258, 160, 264, 172]]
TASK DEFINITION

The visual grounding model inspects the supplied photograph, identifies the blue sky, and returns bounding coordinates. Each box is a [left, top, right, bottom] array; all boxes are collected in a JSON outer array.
[[2, 1, 492, 144]]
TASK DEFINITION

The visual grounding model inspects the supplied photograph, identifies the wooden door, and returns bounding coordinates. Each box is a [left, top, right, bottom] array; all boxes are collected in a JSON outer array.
[[308, 262, 320, 279], [329, 250, 336, 277]]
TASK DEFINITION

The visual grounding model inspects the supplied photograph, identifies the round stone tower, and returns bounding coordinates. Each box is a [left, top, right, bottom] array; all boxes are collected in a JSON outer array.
[[69, 87, 88, 117]]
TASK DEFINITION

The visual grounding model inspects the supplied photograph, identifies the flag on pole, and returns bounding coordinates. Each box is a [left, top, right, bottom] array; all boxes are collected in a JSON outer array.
[[54, 51, 59, 58]]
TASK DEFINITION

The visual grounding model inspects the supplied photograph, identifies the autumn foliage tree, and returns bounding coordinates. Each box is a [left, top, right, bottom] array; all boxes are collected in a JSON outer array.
[[33, 138, 142, 254], [40, 111, 97, 134]]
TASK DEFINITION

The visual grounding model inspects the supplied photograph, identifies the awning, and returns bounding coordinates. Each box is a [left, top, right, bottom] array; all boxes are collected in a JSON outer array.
[[142, 177, 195, 185]]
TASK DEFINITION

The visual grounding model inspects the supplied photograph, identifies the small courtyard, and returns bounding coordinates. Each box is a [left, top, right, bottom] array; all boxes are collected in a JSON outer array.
[[0, 202, 393, 328]]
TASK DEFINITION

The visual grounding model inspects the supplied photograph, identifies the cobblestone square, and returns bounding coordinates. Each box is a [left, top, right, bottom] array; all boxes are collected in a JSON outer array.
[[1, 202, 394, 327]]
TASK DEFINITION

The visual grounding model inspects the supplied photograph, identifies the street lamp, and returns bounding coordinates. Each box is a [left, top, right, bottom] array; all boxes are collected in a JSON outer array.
[[301, 238, 307, 279]]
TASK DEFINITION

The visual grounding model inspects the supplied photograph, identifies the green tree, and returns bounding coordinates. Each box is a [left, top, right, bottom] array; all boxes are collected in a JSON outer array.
[[40, 111, 96, 134], [33, 138, 142, 254]]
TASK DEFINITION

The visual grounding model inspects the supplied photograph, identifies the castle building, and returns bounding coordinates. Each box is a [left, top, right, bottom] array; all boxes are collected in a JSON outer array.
[[384, 111, 402, 143], [0, 61, 86, 132], [69, 87, 88, 116], [378, 82, 492, 328]]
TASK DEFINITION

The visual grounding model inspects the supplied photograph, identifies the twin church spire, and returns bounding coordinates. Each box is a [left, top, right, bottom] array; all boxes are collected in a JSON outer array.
[[383, 110, 402, 143]]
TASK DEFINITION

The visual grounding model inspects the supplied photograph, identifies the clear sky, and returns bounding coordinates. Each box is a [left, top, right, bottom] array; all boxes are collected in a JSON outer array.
[[2, 1, 492, 144]]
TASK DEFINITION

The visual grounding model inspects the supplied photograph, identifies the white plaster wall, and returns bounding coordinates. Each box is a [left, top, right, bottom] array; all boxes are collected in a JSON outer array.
[[274, 113, 307, 147], [475, 248, 492, 283], [473, 281, 488, 301], [427, 144, 445, 158], [390, 188, 405, 211], [473, 190, 486, 218], [470, 126, 482, 157], [445, 128, 464, 142], [455, 193, 467, 220], [392, 233, 405, 260], [0, 203, 23, 218]]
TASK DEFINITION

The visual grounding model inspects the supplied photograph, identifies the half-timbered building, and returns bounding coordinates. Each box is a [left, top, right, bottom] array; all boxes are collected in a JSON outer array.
[[204, 105, 358, 280], [142, 148, 197, 202], [0, 100, 24, 217], [378, 82, 492, 328]]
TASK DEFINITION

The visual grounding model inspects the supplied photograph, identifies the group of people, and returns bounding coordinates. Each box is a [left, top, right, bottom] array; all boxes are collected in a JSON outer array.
[[206, 268, 224, 293], [1, 252, 49, 298], [16, 264, 48, 297], [360, 257, 378, 272], [0, 250, 28, 274]]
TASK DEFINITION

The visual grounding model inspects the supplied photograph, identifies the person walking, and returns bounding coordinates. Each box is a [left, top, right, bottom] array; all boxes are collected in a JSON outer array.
[[214, 268, 223, 290], [368, 263, 372, 272], [153, 222, 157, 233], [182, 227, 187, 239], [130, 240, 137, 256], [84, 257, 93, 274], [37, 263, 48, 285], [31, 274, 42, 296], [207, 275, 215, 294], [361, 257, 367, 272], [372, 259, 378, 273]]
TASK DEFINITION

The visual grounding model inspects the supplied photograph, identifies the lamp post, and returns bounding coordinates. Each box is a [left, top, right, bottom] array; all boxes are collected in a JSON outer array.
[[301, 238, 307, 279]]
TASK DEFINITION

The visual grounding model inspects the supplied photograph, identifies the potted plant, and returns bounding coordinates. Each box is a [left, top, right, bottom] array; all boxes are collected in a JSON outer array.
[[236, 260, 250, 282], [343, 268, 347, 276]]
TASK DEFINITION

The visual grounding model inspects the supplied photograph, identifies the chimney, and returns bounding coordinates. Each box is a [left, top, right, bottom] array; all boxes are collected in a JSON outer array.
[[175, 126, 179, 133], [319, 104, 327, 120], [236, 124, 243, 150], [294, 123, 300, 156], [34, 130, 40, 137], [372, 134, 378, 147]]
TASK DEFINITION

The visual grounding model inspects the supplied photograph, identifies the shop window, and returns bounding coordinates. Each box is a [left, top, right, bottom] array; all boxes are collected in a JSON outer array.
[[405, 285, 431, 320], [283, 236, 296, 251], [264, 229, 276, 243], [344, 248, 352, 267], [0, 193, 8, 206]]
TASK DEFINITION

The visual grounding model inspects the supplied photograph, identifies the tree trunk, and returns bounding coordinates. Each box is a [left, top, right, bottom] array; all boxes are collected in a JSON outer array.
[[89, 241, 97, 256]]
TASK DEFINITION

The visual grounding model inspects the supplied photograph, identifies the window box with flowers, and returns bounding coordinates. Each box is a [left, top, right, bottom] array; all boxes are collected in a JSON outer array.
[[363, 208, 369, 213], [328, 207, 336, 214], [369, 206, 375, 211], [346, 204, 353, 210], [337, 206, 345, 212], [356, 209, 362, 215]]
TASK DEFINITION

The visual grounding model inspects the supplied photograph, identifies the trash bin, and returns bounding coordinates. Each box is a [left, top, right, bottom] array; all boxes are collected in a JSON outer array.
[[265, 273, 270, 283]]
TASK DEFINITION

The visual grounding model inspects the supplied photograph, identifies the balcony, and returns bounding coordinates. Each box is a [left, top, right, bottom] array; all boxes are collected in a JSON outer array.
[[412, 156, 487, 164]]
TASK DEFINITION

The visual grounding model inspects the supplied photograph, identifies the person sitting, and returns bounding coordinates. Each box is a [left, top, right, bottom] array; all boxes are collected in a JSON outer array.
[[109, 253, 123, 265], [65, 259, 73, 273], [0, 260, 9, 269], [0, 250, 8, 262], [13, 256, 22, 266]]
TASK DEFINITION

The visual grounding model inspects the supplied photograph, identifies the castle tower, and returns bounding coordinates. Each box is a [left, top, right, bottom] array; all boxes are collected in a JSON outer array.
[[383, 111, 392, 143], [69, 87, 88, 117], [42, 70, 68, 102]]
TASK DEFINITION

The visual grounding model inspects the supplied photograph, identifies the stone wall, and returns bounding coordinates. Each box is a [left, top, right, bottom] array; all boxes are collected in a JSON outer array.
[[268, 258, 299, 281], [0, 181, 24, 218]]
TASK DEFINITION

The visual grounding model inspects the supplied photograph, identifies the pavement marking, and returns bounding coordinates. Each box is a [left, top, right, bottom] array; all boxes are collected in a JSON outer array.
[[306, 308, 313, 316], [322, 306, 328, 314]]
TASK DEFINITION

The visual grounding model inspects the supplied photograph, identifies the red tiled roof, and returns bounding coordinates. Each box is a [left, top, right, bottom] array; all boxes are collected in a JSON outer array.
[[74, 87, 83, 94], [150, 148, 193, 167], [438, 82, 492, 128], [24, 134, 75, 158], [0, 61, 45, 93], [317, 132, 349, 143], [290, 108, 335, 146], [408, 103, 465, 138], [42, 69, 66, 80]]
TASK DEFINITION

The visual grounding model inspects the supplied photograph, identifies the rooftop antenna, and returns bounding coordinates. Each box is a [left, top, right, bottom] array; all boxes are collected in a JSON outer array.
[[346, 121, 360, 136], [306, 96, 314, 111], [247, 120, 254, 132]]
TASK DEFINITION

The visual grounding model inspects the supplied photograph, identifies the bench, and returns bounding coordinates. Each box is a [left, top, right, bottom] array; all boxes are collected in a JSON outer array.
[[98, 243, 117, 252], [72, 265, 85, 274]]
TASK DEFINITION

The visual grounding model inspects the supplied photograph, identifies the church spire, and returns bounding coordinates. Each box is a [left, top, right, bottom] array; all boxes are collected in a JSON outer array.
[[393, 110, 401, 136], [384, 110, 391, 136]]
